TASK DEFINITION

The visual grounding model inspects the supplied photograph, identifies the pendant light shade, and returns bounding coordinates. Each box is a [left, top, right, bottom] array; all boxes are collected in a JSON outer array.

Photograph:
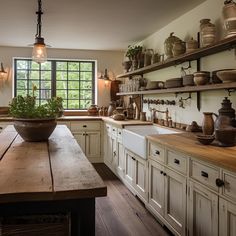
[[32, 0, 47, 63]]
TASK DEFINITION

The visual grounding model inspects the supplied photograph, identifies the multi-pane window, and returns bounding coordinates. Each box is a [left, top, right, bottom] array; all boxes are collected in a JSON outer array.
[[14, 59, 95, 110]]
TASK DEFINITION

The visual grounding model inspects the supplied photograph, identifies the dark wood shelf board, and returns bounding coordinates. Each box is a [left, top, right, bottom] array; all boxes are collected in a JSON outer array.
[[117, 36, 236, 79], [117, 82, 236, 96]]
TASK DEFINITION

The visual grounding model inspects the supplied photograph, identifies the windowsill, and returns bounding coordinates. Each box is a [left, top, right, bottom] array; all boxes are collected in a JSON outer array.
[[63, 110, 89, 116]]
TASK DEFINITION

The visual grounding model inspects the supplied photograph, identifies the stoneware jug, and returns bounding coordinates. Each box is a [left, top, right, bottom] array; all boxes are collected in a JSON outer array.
[[202, 112, 215, 135]]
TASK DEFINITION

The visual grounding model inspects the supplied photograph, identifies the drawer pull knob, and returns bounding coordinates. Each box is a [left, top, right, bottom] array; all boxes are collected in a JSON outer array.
[[155, 150, 160, 155], [163, 173, 167, 176], [131, 157, 135, 161], [201, 171, 208, 178], [160, 171, 163, 175], [216, 178, 225, 187], [83, 125, 87, 128], [174, 159, 180, 165], [119, 132, 121, 135]]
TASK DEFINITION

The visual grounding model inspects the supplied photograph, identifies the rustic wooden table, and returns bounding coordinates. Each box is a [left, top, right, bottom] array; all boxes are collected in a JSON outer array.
[[0, 125, 107, 236]]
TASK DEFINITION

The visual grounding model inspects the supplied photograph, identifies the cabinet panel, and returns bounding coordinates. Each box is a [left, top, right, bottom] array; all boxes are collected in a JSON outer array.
[[135, 157, 148, 200], [219, 198, 236, 236], [188, 181, 218, 236], [148, 160, 165, 217], [104, 133, 113, 164], [116, 140, 124, 178], [222, 170, 236, 202], [73, 132, 86, 153], [86, 131, 101, 158], [124, 150, 135, 187], [165, 168, 186, 235]]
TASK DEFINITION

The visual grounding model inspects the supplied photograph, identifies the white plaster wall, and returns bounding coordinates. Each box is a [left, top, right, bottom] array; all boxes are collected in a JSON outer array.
[[0, 46, 123, 107], [141, 0, 236, 125]]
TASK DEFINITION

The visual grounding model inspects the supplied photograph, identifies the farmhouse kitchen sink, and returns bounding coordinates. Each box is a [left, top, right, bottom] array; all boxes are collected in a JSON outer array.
[[123, 125, 180, 159]]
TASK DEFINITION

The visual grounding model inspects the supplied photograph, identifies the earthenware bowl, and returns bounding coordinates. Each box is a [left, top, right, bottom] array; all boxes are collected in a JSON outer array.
[[196, 134, 215, 145]]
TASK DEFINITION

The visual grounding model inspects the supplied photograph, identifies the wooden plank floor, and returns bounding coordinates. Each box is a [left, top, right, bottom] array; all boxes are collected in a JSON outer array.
[[94, 164, 173, 236]]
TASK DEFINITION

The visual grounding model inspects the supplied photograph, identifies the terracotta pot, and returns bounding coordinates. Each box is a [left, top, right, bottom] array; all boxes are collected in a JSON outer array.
[[13, 118, 57, 142]]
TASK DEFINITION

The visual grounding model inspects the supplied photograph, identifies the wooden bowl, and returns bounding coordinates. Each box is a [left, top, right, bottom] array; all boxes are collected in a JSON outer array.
[[196, 134, 215, 145], [216, 69, 236, 83]]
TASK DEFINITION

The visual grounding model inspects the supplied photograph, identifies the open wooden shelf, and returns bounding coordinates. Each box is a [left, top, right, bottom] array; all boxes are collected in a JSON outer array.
[[117, 82, 236, 96], [117, 36, 236, 79]]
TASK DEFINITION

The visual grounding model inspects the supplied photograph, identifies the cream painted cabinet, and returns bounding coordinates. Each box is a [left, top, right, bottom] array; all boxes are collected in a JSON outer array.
[[71, 121, 101, 163], [124, 149, 148, 201], [188, 181, 218, 236], [149, 159, 165, 216], [149, 159, 186, 235], [219, 198, 236, 236]]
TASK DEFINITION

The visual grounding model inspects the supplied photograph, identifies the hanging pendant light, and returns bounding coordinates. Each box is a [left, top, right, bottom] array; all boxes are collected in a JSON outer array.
[[32, 0, 47, 64]]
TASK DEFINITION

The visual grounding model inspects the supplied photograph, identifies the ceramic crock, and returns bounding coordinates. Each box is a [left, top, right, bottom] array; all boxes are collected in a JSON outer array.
[[164, 32, 182, 59], [200, 19, 216, 47]]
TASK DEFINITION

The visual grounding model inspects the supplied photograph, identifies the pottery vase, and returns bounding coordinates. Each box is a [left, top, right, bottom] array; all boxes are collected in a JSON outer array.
[[200, 19, 216, 47], [222, 0, 236, 38], [202, 112, 215, 135]]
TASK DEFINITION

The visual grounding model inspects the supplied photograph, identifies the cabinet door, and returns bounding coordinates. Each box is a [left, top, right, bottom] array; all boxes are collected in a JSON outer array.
[[124, 150, 135, 188], [104, 134, 113, 165], [116, 140, 124, 179], [188, 181, 218, 236], [73, 132, 86, 154], [85, 131, 101, 159], [164, 168, 186, 235], [219, 198, 236, 236], [134, 156, 148, 201], [111, 136, 117, 168], [148, 160, 165, 217]]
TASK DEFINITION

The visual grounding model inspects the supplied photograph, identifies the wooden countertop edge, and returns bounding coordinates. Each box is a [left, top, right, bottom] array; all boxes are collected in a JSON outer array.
[[147, 134, 236, 173]]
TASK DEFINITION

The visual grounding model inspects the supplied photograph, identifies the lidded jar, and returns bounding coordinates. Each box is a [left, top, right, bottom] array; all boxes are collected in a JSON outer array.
[[186, 37, 198, 52], [218, 97, 235, 119], [200, 19, 216, 47], [164, 32, 182, 59], [222, 0, 236, 38]]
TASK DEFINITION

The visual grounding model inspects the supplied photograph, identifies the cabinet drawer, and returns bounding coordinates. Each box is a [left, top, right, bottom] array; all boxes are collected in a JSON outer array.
[[148, 142, 165, 163], [190, 160, 220, 191], [167, 150, 187, 175], [222, 170, 236, 202], [70, 121, 100, 131]]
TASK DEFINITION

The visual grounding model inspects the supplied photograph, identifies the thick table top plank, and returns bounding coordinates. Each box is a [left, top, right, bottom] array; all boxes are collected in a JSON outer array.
[[48, 126, 107, 199], [0, 125, 106, 204]]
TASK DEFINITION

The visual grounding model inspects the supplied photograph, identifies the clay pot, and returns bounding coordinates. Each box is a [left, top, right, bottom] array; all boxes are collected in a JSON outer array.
[[202, 112, 215, 135], [172, 40, 186, 57], [200, 19, 216, 47], [193, 71, 210, 85], [144, 49, 154, 67], [186, 37, 198, 52], [215, 128, 236, 147], [222, 0, 236, 38], [14, 118, 57, 142], [87, 104, 99, 116], [164, 32, 182, 59]]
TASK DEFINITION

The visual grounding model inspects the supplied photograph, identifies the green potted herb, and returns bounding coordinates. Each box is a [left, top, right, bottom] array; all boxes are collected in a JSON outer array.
[[125, 45, 143, 70], [9, 92, 63, 142]]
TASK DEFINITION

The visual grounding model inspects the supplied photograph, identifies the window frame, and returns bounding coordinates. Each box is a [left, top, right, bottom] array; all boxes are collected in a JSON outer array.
[[13, 58, 97, 111]]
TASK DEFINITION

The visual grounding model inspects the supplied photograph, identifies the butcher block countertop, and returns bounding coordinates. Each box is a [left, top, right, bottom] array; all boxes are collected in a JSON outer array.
[[0, 125, 107, 204], [147, 132, 236, 173]]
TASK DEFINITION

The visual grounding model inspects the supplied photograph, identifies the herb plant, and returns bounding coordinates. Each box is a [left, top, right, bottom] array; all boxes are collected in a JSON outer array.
[[9, 95, 63, 119]]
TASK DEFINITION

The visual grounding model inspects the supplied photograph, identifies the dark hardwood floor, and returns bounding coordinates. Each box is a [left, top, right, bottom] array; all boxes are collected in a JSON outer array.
[[93, 164, 172, 236]]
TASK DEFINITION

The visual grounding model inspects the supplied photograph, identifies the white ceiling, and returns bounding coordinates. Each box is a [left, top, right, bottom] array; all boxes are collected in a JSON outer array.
[[0, 0, 205, 51]]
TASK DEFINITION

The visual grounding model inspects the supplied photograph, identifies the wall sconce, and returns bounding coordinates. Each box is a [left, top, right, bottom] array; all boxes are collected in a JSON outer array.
[[0, 63, 7, 80], [99, 69, 111, 87]]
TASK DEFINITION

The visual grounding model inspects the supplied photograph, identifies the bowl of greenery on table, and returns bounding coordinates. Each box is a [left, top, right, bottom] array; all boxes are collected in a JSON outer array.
[[9, 91, 63, 142]]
